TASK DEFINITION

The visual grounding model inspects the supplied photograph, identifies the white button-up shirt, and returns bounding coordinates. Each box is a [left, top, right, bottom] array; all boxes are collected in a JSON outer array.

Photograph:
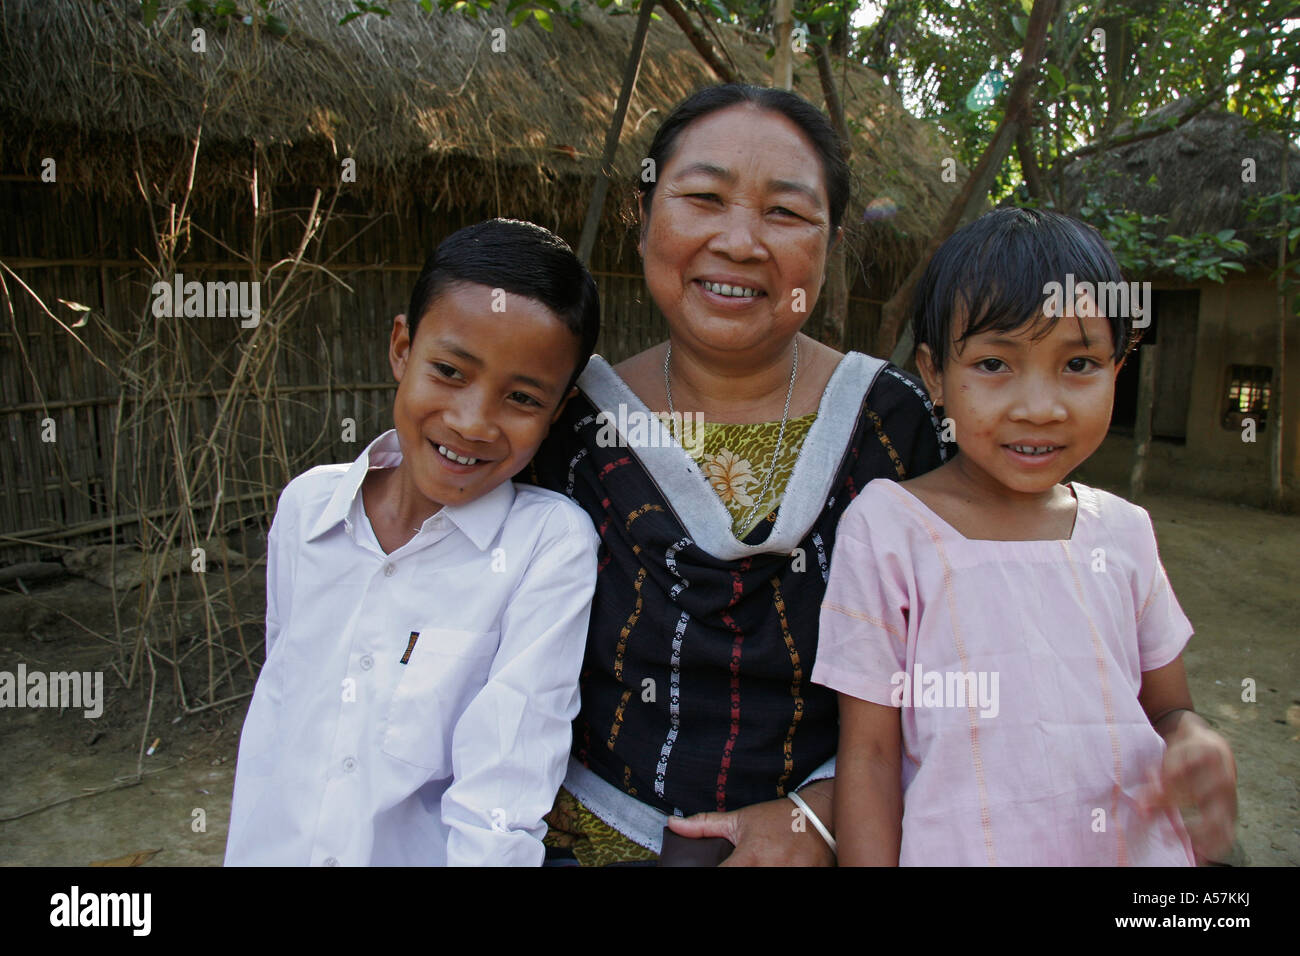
[[224, 430, 599, 866]]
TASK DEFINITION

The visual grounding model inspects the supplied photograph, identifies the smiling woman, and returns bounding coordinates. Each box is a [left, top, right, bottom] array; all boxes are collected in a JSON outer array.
[[526, 84, 950, 867]]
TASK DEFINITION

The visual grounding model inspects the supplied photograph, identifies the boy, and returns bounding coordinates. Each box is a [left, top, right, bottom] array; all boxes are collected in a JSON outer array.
[[225, 219, 601, 866]]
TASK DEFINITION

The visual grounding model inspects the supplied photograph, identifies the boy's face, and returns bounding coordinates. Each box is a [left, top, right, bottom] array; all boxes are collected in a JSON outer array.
[[388, 281, 580, 511], [916, 308, 1121, 499]]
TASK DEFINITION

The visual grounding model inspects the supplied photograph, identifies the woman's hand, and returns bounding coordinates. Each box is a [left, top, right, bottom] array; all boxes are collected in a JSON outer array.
[[664, 780, 836, 866], [1142, 710, 1238, 862]]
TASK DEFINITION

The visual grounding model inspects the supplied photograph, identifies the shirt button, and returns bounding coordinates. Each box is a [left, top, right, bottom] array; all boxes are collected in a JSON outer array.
[[359, 654, 374, 671], [323, 857, 339, 867], [343, 756, 357, 773], [383, 563, 396, 577]]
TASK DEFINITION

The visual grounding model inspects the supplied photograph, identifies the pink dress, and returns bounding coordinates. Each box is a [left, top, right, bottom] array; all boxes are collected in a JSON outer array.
[[813, 479, 1196, 866]]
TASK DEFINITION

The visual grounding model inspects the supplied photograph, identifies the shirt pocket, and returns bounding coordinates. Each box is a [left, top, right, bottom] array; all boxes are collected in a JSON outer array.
[[380, 626, 499, 774]]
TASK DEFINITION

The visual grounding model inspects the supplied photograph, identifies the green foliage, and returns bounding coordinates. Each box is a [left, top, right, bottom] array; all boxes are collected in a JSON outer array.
[[852, 1, 1296, 205], [139, 0, 289, 34], [1156, 231, 1250, 284], [340, 2, 393, 25], [1247, 190, 1300, 316], [1018, 188, 1249, 285], [327, 0, 565, 30]]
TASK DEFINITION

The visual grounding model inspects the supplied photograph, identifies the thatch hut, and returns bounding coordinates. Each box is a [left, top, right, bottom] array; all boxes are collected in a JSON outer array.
[[1061, 102, 1299, 507], [0, 0, 958, 563]]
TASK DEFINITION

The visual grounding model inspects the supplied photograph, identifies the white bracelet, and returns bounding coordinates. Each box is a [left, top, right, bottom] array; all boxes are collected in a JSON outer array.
[[788, 790, 837, 855]]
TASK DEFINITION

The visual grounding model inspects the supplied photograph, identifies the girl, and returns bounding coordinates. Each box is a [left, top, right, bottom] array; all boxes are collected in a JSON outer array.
[[813, 208, 1237, 866]]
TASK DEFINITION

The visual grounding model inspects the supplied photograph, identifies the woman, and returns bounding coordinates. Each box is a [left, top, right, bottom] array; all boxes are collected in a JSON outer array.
[[528, 84, 947, 865]]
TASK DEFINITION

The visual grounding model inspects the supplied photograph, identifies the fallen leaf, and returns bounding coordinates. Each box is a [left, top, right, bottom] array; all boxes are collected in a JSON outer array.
[[90, 848, 161, 867]]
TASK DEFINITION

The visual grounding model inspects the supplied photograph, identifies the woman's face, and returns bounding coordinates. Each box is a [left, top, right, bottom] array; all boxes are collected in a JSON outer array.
[[641, 104, 835, 360]]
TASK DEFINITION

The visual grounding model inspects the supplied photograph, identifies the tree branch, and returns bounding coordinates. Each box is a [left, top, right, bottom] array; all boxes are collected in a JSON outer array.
[[875, 0, 1059, 358], [657, 0, 737, 84], [1047, 88, 1225, 173], [577, 0, 656, 265]]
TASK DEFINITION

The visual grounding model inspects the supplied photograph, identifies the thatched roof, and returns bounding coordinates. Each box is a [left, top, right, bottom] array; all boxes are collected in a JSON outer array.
[[1061, 100, 1299, 266], [0, 0, 959, 272]]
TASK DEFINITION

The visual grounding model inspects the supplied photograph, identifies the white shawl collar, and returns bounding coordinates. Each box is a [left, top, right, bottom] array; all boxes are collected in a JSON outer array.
[[576, 351, 887, 561]]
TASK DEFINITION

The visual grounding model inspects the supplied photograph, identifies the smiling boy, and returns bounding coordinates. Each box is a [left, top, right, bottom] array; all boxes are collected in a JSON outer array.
[[225, 219, 601, 866]]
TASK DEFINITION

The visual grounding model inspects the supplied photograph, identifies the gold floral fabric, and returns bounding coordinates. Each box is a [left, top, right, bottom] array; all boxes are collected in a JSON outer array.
[[659, 412, 818, 540], [542, 787, 659, 866]]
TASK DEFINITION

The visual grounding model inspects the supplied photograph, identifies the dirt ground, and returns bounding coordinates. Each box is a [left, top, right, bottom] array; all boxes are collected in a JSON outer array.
[[0, 488, 1296, 866]]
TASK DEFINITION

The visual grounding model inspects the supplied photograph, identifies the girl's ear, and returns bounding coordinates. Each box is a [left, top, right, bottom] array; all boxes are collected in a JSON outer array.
[[915, 343, 944, 407], [389, 313, 412, 383]]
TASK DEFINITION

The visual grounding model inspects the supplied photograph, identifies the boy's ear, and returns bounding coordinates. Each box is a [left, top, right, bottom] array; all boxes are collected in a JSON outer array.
[[915, 343, 944, 407], [389, 313, 412, 382]]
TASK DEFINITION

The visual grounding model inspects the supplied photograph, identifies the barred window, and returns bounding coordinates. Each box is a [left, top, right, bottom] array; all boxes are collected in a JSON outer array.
[[1221, 365, 1271, 431]]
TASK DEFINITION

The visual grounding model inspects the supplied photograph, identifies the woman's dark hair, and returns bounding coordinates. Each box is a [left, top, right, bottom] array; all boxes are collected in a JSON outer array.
[[638, 84, 851, 235], [406, 218, 600, 396], [911, 207, 1129, 370]]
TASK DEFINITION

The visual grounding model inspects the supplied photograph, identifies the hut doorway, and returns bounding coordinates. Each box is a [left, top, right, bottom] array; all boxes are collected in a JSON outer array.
[[1110, 290, 1199, 442]]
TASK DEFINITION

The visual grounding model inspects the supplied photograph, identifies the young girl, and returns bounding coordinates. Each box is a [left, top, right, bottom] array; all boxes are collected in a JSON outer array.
[[814, 208, 1237, 866]]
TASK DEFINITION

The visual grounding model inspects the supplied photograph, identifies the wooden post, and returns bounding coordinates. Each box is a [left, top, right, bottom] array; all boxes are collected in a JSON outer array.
[[1268, 142, 1288, 510], [773, 0, 794, 91], [1129, 344, 1158, 499], [576, 0, 656, 267]]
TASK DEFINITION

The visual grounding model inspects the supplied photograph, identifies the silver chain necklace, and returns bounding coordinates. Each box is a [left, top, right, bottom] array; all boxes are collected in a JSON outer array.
[[663, 339, 798, 536]]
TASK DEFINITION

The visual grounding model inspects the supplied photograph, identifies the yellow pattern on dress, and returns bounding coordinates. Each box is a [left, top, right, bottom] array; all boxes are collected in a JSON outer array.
[[658, 412, 818, 539]]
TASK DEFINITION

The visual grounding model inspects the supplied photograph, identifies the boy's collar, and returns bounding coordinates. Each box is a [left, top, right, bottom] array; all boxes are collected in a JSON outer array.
[[306, 429, 515, 551]]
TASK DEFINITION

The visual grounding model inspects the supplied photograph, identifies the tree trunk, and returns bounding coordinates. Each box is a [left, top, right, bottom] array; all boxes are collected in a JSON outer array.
[[1016, 127, 1045, 201], [1129, 344, 1158, 499], [576, 0, 656, 267], [874, 0, 1059, 359], [773, 0, 794, 90], [812, 21, 850, 350]]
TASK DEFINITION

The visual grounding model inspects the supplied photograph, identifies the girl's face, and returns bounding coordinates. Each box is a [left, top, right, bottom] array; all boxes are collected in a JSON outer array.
[[639, 104, 836, 360], [916, 310, 1121, 500]]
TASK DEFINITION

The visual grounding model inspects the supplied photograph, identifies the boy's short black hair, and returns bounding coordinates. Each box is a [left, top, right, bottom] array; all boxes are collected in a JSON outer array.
[[912, 207, 1128, 369], [406, 219, 600, 396]]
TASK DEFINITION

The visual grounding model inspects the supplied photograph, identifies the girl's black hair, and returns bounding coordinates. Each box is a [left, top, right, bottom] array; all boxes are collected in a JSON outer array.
[[912, 207, 1129, 369], [406, 218, 600, 396], [639, 83, 851, 235]]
